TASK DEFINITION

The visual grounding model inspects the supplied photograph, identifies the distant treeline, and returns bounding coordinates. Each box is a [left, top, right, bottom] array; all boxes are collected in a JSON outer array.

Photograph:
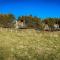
[[0, 14, 60, 31]]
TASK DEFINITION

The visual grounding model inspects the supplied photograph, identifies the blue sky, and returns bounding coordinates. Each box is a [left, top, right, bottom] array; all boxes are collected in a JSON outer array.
[[0, 0, 60, 19]]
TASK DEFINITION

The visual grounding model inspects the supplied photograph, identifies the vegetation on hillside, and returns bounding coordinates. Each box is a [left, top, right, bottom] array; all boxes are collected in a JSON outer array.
[[0, 14, 60, 31], [0, 14, 15, 28]]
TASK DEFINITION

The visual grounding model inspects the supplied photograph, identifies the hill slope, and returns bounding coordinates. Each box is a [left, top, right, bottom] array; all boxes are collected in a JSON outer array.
[[0, 29, 60, 60]]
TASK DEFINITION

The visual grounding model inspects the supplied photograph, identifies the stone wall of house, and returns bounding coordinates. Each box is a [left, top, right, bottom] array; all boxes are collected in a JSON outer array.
[[15, 20, 26, 29]]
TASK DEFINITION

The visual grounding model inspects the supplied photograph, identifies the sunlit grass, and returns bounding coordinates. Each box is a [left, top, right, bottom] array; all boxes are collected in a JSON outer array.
[[0, 28, 60, 60]]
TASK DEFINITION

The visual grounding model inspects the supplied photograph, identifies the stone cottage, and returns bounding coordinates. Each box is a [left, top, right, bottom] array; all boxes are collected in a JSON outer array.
[[16, 20, 26, 29]]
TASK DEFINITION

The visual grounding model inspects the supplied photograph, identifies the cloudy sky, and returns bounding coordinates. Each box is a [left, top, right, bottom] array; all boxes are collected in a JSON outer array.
[[0, 0, 60, 18]]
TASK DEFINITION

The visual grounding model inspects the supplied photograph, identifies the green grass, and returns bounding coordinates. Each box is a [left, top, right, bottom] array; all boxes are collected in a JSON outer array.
[[0, 28, 60, 60]]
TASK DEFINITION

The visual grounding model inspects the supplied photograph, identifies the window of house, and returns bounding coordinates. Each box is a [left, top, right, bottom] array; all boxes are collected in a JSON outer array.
[[21, 20, 23, 22]]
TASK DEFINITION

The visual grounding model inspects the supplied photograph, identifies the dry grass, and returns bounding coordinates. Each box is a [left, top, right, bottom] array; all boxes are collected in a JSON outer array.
[[0, 28, 60, 60]]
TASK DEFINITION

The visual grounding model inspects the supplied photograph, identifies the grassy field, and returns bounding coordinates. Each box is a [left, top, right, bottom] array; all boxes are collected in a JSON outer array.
[[0, 28, 60, 60]]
